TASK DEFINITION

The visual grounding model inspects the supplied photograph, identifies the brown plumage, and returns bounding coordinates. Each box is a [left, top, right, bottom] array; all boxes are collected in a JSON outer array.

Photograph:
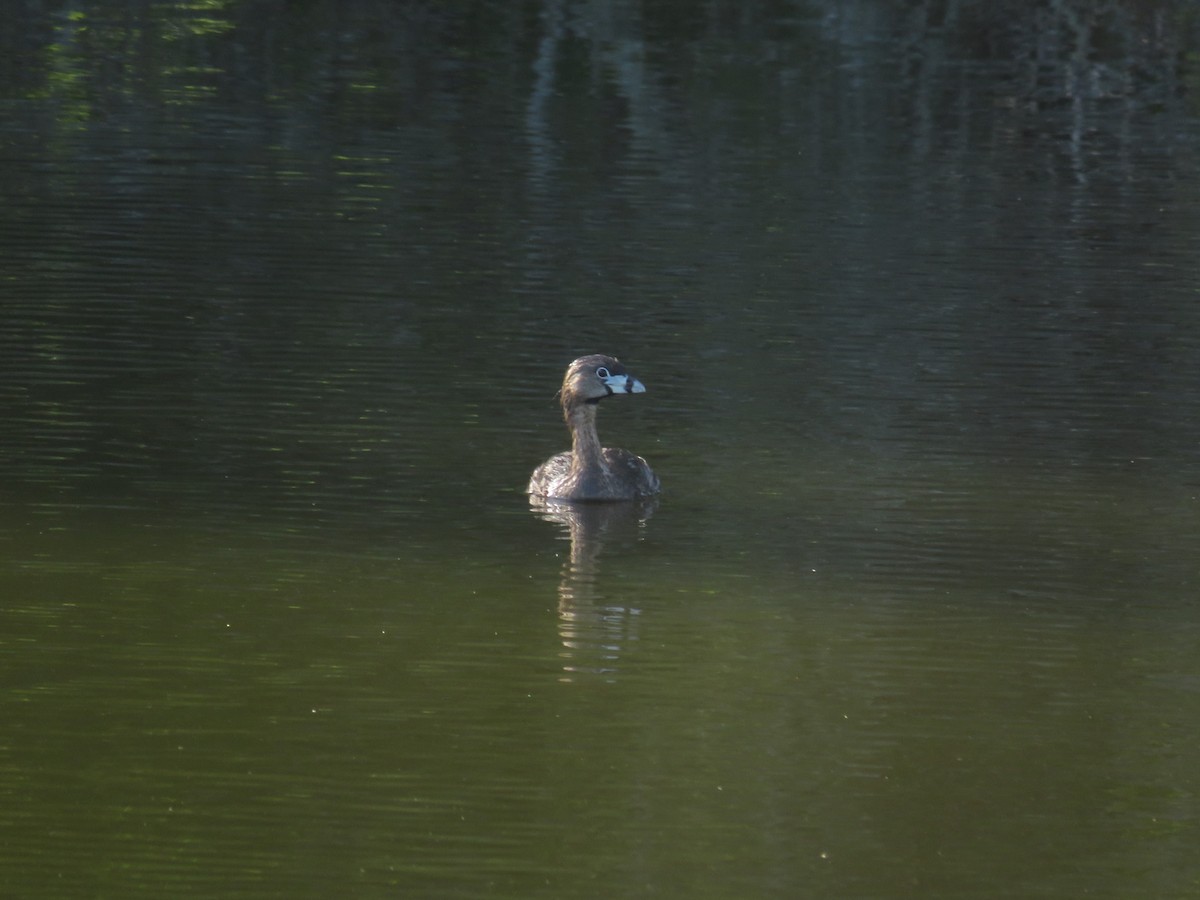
[[527, 354, 661, 502]]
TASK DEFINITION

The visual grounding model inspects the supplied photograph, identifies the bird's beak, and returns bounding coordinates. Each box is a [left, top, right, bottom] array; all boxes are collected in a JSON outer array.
[[602, 372, 646, 395]]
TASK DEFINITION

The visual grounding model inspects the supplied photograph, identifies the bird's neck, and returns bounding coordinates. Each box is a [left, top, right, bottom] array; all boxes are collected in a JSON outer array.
[[566, 403, 604, 471]]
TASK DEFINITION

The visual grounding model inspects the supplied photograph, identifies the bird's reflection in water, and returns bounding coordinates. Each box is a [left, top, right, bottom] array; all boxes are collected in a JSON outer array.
[[529, 495, 658, 682]]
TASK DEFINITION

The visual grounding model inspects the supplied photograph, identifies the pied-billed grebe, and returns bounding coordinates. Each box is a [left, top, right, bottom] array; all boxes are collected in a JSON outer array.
[[528, 354, 661, 502]]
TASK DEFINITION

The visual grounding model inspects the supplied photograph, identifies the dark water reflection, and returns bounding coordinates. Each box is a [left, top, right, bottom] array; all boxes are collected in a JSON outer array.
[[3, 2, 1200, 898]]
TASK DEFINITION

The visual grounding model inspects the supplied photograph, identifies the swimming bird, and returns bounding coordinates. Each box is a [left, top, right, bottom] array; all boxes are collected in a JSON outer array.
[[527, 354, 660, 501]]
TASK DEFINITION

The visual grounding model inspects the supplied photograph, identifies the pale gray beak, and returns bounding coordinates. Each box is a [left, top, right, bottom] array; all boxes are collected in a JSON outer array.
[[602, 372, 646, 395]]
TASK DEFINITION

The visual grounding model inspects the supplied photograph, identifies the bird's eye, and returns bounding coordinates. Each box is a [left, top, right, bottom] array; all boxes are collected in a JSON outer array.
[[595, 367, 610, 379]]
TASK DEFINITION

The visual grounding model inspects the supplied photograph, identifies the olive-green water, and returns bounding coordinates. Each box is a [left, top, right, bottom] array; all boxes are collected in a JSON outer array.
[[2, 3, 1199, 898]]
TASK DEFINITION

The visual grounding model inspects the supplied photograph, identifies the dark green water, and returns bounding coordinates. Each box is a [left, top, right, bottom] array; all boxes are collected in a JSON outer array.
[[2, 3, 1199, 897]]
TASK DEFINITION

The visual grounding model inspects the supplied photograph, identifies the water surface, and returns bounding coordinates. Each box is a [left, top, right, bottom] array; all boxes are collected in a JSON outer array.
[[2, 3, 1199, 898]]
